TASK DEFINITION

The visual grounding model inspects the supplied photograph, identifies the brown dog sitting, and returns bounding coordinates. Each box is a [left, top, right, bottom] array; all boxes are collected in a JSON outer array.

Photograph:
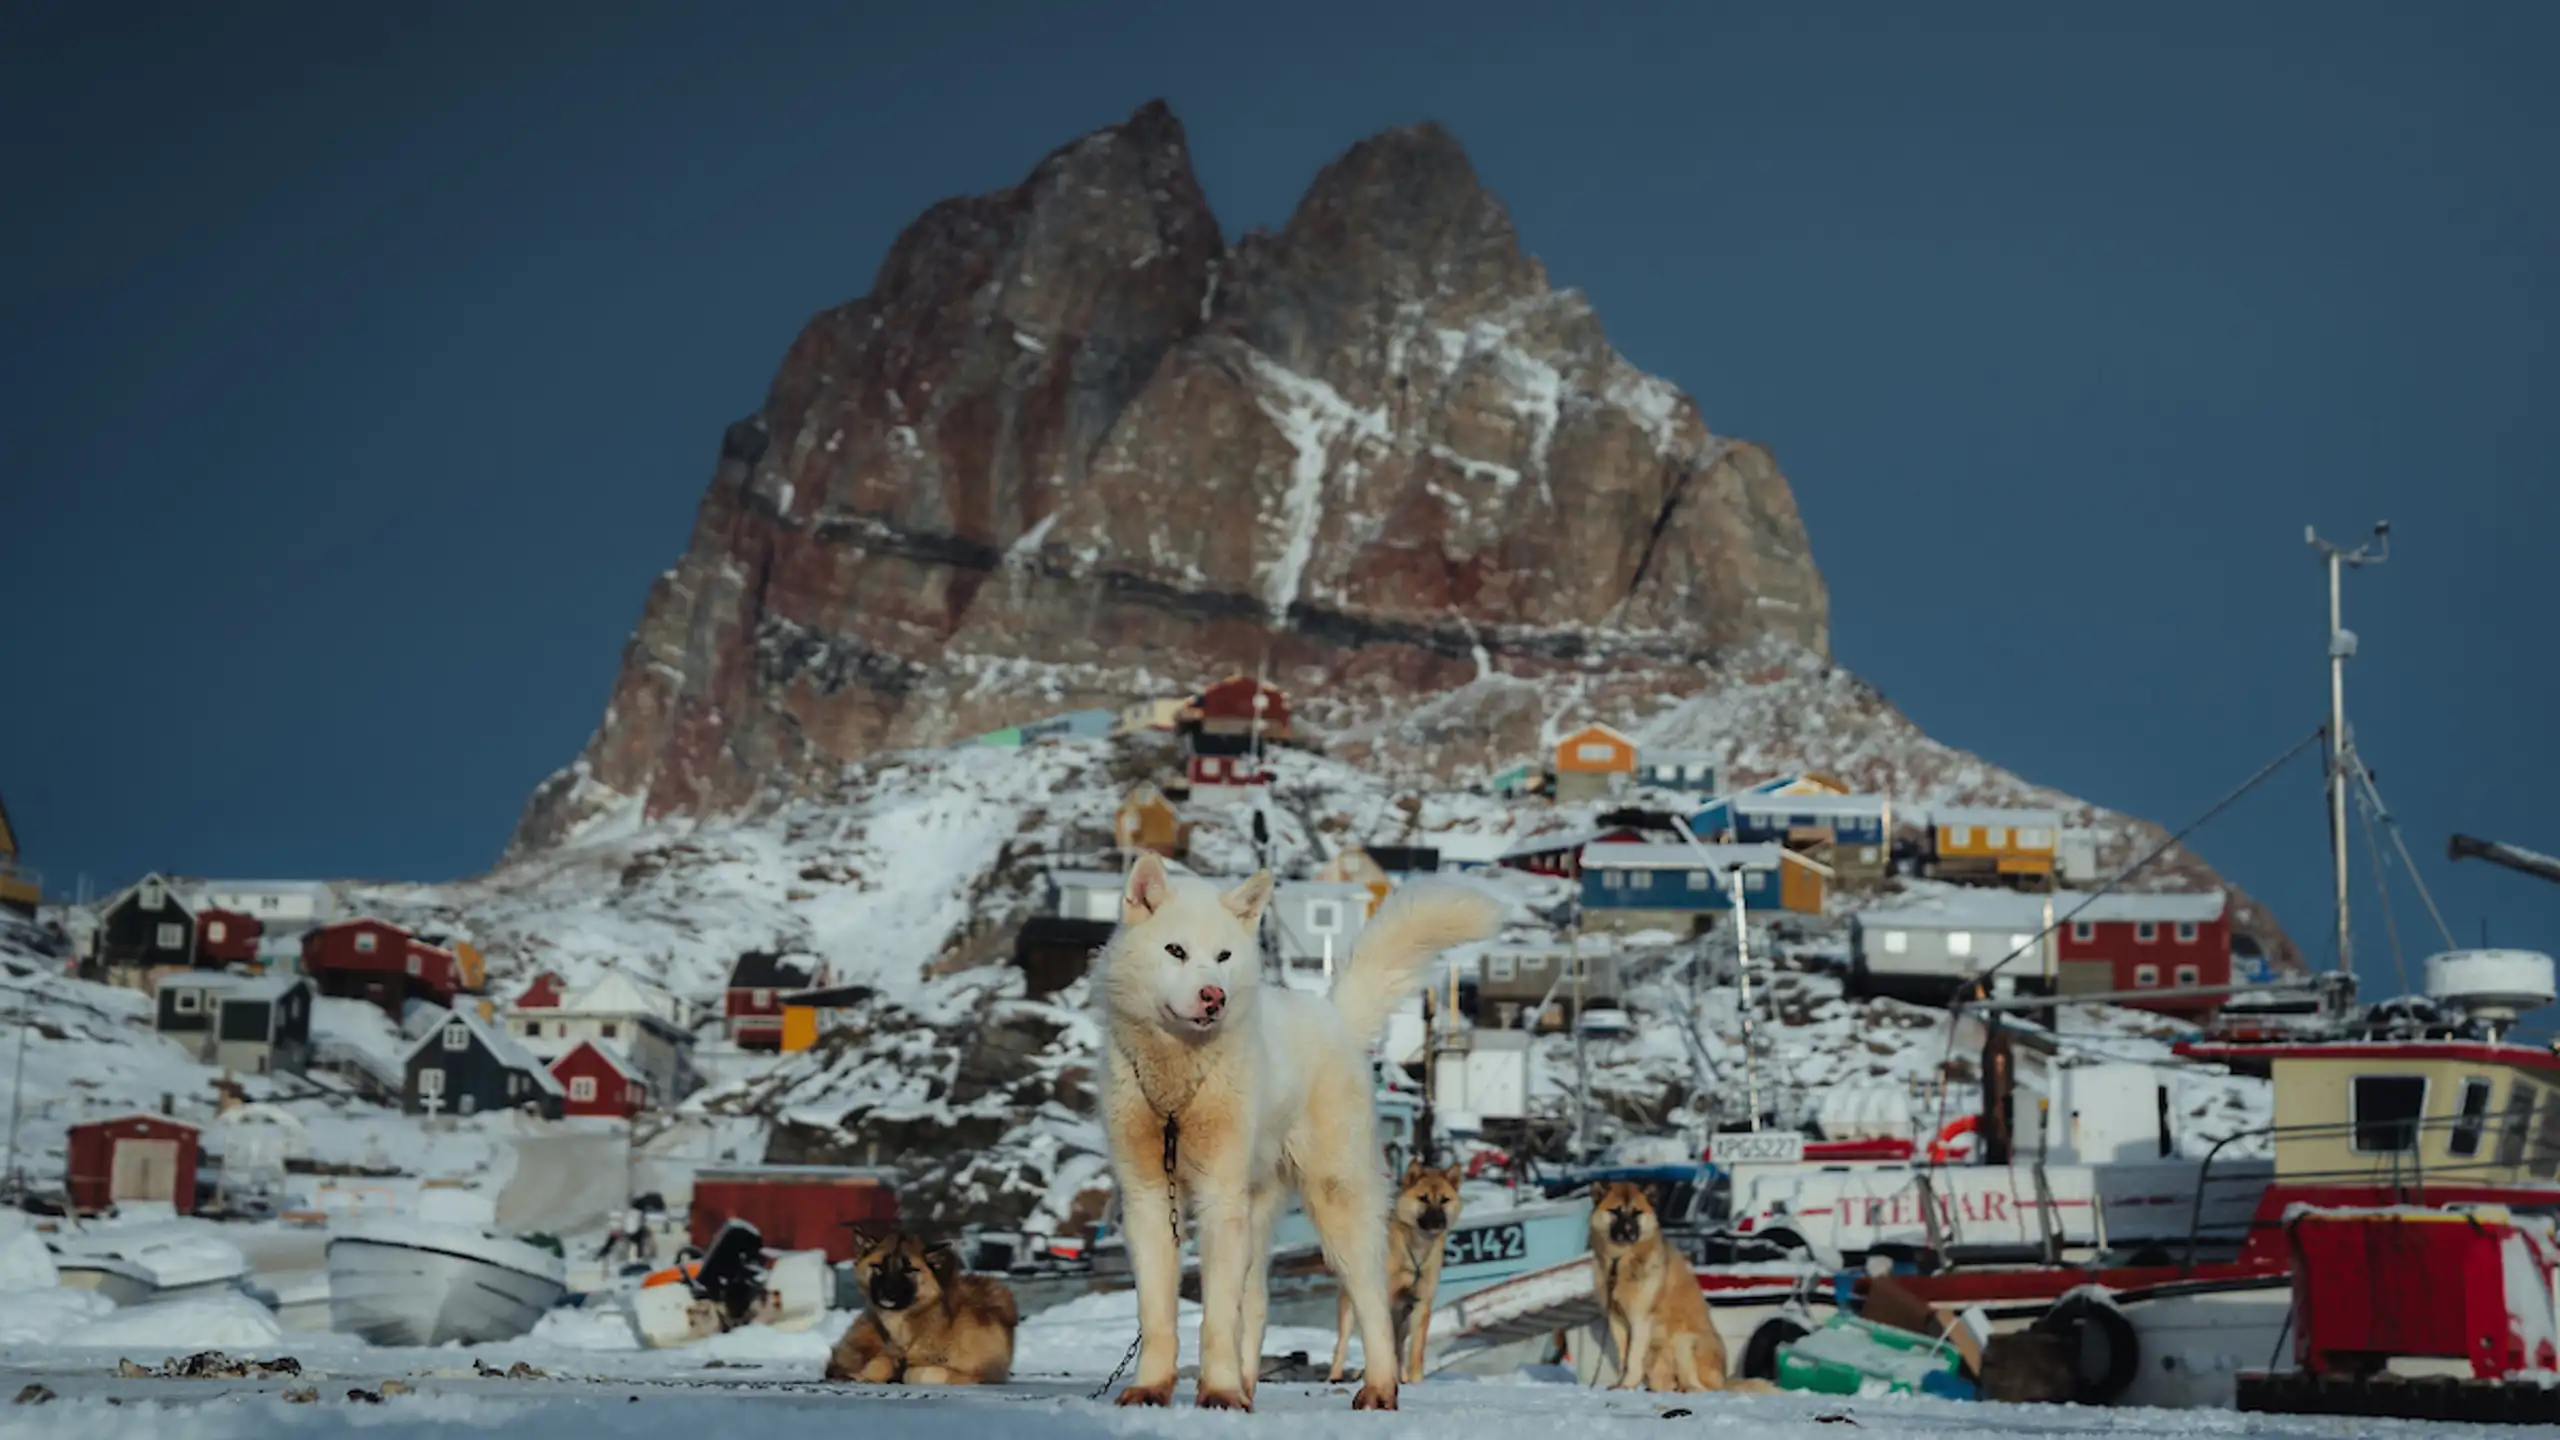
[[825, 1230, 1020, 1385], [1332, 1160, 1464, 1385], [1587, 1181, 1732, 1392]]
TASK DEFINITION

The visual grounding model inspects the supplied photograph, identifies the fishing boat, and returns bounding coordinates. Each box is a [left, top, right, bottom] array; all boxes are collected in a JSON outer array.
[[327, 1218, 568, 1346]]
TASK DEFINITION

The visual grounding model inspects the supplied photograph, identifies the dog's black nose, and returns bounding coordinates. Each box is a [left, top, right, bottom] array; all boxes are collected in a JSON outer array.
[[1418, 1206, 1448, 1233], [870, 1275, 916, 1310]]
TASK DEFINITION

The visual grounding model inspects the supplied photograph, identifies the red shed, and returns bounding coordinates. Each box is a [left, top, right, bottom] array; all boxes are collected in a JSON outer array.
[[2058, 891, 2231, 1014], [194, 909, 264, 967], [688, 1164, 897, 1262], [303, 917, 462, 1017], [551, 1040, 646, 1119], [66, 1114, 201, 1215]]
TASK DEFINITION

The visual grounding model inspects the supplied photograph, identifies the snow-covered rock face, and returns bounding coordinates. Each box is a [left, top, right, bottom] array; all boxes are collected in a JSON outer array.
[[507, 101, 1825, 855]]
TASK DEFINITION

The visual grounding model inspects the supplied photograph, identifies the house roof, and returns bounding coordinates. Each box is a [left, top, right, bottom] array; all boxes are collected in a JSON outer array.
[[554, 1038, 637, 1080], [1276, 880, 1376, 904], [71, 1112, 201, 1134], [728, 950, 820, 990], [1732, 793, 1892, 819], [1858, 888, 2227, 931], [161, 972, 303, 1002], [108, 873, 195, 919], [1579, 842, 1786, 872], [316, 914, 415, 937], [406, 1006, 567, 1094], [1931, 805, 2065, 830], [1048, 869, 1127, 893], [1554, 722, 1637, 751], [1501, 828, 1609, 859], [1641, 749, 1718, 767], [1428, 833, 1514, 864]]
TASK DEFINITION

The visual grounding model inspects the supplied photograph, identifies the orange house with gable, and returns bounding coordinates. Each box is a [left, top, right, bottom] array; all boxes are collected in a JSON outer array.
[[1551, 724, 1639, 803]]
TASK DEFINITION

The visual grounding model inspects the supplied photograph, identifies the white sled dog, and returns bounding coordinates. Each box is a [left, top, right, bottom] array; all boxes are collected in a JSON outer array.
[[1097, 854, 1502, 1411]]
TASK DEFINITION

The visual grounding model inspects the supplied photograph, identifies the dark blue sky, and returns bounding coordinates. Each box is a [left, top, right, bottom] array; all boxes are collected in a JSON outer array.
[[4, 2, 2554, 1001]]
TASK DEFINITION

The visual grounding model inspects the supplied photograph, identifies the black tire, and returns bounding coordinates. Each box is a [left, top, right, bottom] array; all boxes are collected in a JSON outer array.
[[1741, 1316, 1812, 1382], [2033, 1292, 2141, 1405]]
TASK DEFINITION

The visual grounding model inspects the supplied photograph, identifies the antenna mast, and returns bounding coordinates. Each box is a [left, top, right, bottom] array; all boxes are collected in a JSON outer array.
[[2306, 521, 2390, 975]]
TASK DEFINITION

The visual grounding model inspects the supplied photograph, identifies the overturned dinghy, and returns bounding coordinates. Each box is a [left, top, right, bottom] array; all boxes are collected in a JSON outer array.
[[628, 1219, 830, 1349], [328, 1219, 568, 1346]]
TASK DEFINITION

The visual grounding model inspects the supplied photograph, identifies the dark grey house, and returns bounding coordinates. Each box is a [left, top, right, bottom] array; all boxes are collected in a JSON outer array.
[[94, 873, 195, 981], [155, 973, 313, 1076], [403, 1007, 564, 1118]]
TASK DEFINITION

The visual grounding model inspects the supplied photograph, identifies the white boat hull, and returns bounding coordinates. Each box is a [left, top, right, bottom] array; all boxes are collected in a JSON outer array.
[[54, 1257, 160, 1308], [328, 1228, 566, 1347]]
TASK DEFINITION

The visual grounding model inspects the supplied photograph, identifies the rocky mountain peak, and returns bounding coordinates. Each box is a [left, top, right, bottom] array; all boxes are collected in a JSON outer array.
[[511, 102, 1830, 853]]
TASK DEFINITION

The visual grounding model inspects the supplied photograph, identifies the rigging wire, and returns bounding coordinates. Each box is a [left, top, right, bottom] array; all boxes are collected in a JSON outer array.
[[2355, 785, 2414, 996], [1923, 726, 2326, 1165]]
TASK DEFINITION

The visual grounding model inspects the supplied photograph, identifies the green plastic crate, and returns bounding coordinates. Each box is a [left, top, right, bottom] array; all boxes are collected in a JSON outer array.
[[1775, 1314, 1975, 1400]]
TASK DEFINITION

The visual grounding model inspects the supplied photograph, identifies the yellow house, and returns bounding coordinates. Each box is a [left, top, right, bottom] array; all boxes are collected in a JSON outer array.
[[1114, 783, 1189, 858], [0, 792, 36, 915], [1930, 806, 2061, 879]]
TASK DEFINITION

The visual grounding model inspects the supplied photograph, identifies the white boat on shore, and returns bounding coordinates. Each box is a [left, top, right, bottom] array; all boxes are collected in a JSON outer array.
[[327, 1220, 567, 1346], [51, 1221, 253, 1305]]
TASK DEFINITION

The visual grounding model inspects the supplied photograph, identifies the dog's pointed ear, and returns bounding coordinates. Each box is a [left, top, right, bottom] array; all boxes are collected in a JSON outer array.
[[1124, 854, 1172, 922], [1402, 1158, 1426, 1185], [1221, 870, 1274, 925], [844, 1225, 879, 1258], [1443, 1164, 1464, 1188], [923, 1242, 960, 1282]]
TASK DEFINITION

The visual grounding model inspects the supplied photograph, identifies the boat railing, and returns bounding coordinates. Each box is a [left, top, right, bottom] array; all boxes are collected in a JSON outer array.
[[2184, 1111, 2560, 1268]]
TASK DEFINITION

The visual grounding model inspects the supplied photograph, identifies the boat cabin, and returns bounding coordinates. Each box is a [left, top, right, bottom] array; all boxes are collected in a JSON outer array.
[[2178, 1036, 2560, 1191]]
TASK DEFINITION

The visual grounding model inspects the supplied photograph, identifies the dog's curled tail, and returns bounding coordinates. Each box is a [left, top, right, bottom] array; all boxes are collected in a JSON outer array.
[[1328, 881, 1506, 1042]]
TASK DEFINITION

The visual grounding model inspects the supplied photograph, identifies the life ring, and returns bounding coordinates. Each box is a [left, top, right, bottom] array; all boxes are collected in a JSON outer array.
[[2032, 1288, 2141, 1405], [1927, 1114, 1978, 1165], [1465, 1149, 1511, 1181]]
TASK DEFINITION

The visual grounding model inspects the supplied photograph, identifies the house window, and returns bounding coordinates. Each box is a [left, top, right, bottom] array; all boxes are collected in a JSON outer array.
[[2017, 828, 2052, 848], [1628, 871, 1653, 891], [141, 880, 166, 909], [1858, 846, 1879, 863], [175, 989, 202, 1015], [418, 1069, 445, 1099], [206, 921, 227, 943], [1947, 932, 1974, 957], [406, 955, 422, 976], [1575, 742, 1617, 764], [1602, 871, 1623, 890], [2134, 963, 2160, 988], [156, 923, 183, 950], [2175, 964, 2201, 987], [1946, 826, 1975, 848], [1685, 871, 1709, 891], [601, 1022, 619, 1039], [1982, 828, 2009, 849], [355, 932, 378, 953], [2072, 922, 2095, 943], [508, 1074, 522, 1097], [2009, 935, 2034, 956], [459, 1094, 478, 1116], [2451, 1077, 2496, 1159], [2135, 922, 2158, 943], [570, 1076, 597, 1103], [518, 1021, 537, 1036], [1308, 900, 1343, 934], [1881, 931, 1909, 955], [2176, 922, 2199, 943], [443, 1023, 469, 1052], [1523, 954, 1550, 972], [1489, 955, 1516, 983], [753, 989, 773, 1007], [2352, 1075, 2428, 1154]]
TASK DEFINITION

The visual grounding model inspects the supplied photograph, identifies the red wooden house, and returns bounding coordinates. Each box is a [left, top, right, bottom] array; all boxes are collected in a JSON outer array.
[[2057, 891, 2231, 1014], [66, 1114, 200, 1215], [1500, 826, 1651, 880], [194, 908, 264, 967], [725, 951, 823, 1050], [1178, 675, 1290, 794], [550, 1039, 647, 1118], [301, 917, 465, 1018], [515, 971, 567, 1010]]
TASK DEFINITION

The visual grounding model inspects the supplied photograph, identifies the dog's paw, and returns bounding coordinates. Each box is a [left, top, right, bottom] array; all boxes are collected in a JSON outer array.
[[1352, 1381, 1399, 1411], [1113, 1383, 1173, 1407], [1194, 1386, 1251, 1411]]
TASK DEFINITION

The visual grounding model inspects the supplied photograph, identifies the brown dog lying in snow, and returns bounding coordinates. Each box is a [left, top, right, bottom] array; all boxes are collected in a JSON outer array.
[[825, 1230, 1019, 1385]]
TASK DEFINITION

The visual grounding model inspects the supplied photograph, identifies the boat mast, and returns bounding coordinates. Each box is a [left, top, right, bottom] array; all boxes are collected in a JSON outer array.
[[2307, 522, 2388, 975]]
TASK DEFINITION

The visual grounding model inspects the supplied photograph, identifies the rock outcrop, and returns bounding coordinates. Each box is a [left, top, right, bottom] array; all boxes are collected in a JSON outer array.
[[513, 101, 1826, 852]]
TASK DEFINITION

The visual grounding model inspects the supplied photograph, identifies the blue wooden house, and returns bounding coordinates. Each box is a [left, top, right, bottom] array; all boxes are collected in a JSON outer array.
[[1577, 842, 1822, 927]]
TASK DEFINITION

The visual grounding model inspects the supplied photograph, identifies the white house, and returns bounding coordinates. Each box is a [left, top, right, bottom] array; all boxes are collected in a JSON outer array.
[[506, 969, 696, 1105], [185, 880, 337, 929], [1268, 881, 1375, 986]]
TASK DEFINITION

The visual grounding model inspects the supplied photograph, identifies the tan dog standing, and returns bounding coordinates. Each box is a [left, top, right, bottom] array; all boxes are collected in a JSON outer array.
[[826, 1230, 1019, 1385], [1587, 1181, 1731, 1392], [1098, 855, 1503, 1411], [1331, 1160, 1464, 1385]]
